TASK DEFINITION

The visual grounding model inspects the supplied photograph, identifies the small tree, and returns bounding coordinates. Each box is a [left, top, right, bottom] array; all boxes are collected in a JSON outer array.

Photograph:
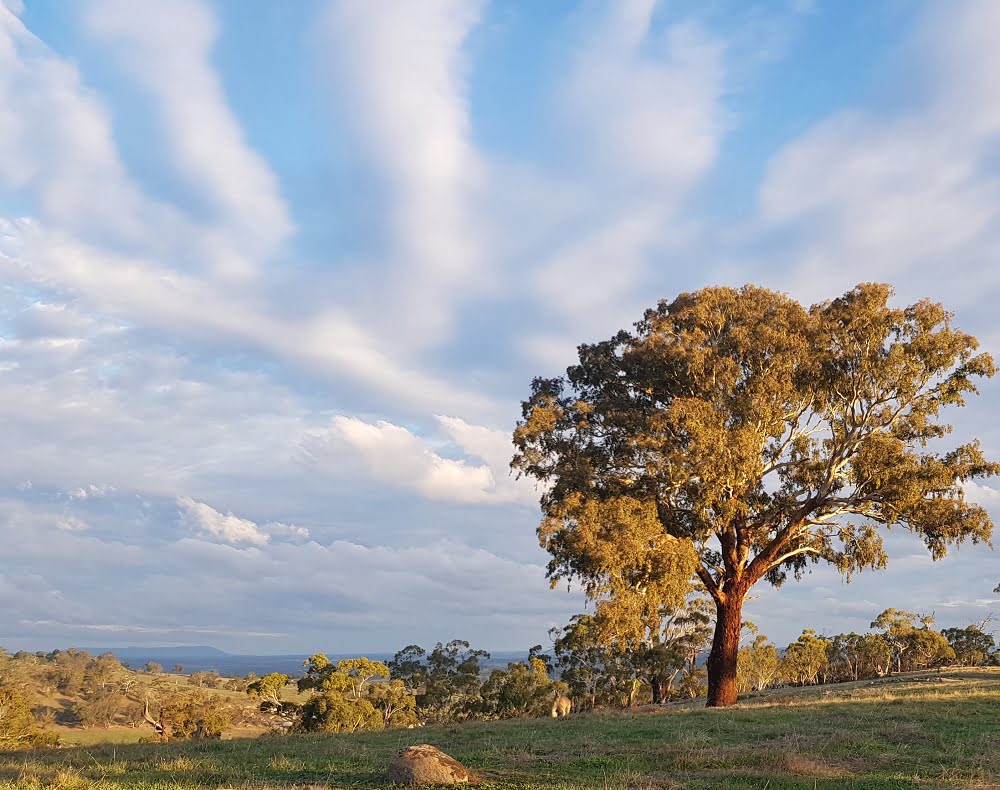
[[367, 679, 419, 728], [475, 658, 562, 720], [737, 635, 780, 692], [145, 662, 163, 675], [550, 615, 621, 710], [188, 670, 221, 689], [0, 686, 58, 749], [780, 630, 830, 685], [906, 629, 954, 669], [158, 692, 234, 739], [871, 609, 934, 673], [74, 690, 122, 728], [298, 655, 389, 699], [856, 633, 894, 678], [515, 284, 998, 706], [246, 673, 290, 706], [296, 692, 383, 733]]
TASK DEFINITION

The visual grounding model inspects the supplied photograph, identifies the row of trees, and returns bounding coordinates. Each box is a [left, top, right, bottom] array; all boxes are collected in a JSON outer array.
[[0, 647, 260, 747], [260, 601, 998, 738], [739, 610, 997, 693], [260, 641, 571, 735], [4, 603, 996, 747]]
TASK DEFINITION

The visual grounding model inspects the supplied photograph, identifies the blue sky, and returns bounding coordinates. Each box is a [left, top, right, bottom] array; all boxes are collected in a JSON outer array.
[[1, 0, 999, 656]]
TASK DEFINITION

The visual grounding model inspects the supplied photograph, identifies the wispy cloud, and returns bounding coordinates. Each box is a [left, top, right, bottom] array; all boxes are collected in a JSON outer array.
[[318, 0, 487, 347], [752, 0, 1000, 309], [82, 0, 293, 274]]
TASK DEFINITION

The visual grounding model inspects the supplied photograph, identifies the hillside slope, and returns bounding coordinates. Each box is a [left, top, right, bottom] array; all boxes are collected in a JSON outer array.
[[4, 668, 999, 789]]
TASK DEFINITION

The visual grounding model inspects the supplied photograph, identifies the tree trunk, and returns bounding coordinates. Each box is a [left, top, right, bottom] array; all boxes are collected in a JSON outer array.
[[706, 593, 744, 707], [650, 679, 662, 705]]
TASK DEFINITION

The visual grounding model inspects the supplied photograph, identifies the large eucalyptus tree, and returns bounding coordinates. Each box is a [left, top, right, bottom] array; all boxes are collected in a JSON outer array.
[[513, 283, 998, 706]]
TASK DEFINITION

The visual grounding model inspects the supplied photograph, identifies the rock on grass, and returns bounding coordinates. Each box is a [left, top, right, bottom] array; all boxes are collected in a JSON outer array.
[[386, 744, 472, 786]]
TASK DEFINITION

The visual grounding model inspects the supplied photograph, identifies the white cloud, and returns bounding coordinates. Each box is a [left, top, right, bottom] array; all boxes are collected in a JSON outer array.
[[329, 416, 495, 504], [434, 415, 514, 474], [963, 481, 1000, 507], [11, 301, 98, 340], [66, 484, 115, 500], [56, 515, 88, 532], [752, 0, 1000, 308], [0, 5, 174, 243], [265, 521, 311, 542], [320, 415, 538, 506], [177, 496, 270, 546], [562, 0, 726, 194], [82, 0, 293, 274], [0, 12, 490, 420], [318, 0, 487, 347], [533, 209, 662, 323], [0, 493, 584, 652], [176, 497, 312, 547], [517, 0, 729, 350], [0, 220, 495, 419]]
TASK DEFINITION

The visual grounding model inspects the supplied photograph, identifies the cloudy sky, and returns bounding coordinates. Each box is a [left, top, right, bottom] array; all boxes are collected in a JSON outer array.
[[1, 0, 999, 656]]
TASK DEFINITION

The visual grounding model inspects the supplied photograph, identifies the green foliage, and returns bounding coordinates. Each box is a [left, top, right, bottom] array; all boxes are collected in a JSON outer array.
[[871, 608, 936, 672], [388, 640, 489, 722], [514, 283, 999, 705], [73, 689, 123, 728], [474, 658, 563, 720], [942, 625, 996, 666], [552, 596, 712, 708], [780, 630, 830, 686], [367, 679, 419, 728], [826, 632, 893, 681], [906, 628, 955, 669], [296, 692, 383, 734], [549, 614, 628, 710], [0, 686, 57, 750], [246, 672, 290, 705], [188, 670, 222, 688], [296, 655, 414, 733], [298, 655, 388, 698], [157, 692, 234, 740], [737, 635, 781, 692]]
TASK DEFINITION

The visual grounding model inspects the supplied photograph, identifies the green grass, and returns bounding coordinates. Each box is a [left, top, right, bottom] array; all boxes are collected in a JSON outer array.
[[3, 669, 999, 789]]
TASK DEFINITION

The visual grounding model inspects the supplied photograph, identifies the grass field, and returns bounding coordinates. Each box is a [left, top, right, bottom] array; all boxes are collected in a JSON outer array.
[[3, 668, 999, 789]]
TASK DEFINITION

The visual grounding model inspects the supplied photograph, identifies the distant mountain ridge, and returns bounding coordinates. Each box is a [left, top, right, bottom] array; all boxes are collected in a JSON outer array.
[[80, 646, 230, 659]]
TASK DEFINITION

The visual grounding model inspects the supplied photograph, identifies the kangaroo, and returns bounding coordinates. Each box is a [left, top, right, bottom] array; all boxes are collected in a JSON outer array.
[[550, 694, 572, 718]]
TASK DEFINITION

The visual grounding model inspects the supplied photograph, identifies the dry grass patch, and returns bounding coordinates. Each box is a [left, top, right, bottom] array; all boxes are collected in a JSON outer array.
[[153, 754, 197, 772], [777, 752, 849, 778]]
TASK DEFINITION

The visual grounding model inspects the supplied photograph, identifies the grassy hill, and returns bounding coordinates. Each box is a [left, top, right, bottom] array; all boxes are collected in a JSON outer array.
[[3, 668, 999, 789]]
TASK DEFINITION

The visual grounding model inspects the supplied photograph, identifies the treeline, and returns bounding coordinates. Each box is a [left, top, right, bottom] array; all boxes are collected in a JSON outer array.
[[270, 603, 997, 736], [739, 609, 998, 693], [254, 640, 571, 735], [0, 647, 262, 748], [3, 603, 997, 747]]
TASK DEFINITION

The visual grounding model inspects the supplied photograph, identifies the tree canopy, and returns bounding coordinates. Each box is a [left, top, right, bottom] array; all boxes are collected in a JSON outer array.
[[514, 283, 998, 706]]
